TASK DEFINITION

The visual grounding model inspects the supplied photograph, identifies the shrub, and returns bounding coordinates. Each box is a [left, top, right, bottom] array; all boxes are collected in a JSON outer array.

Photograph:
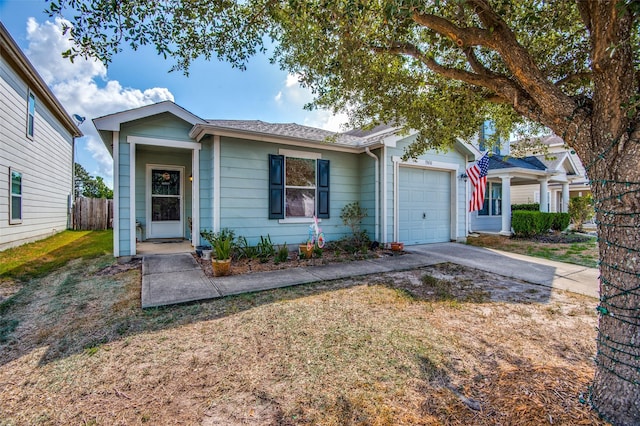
[[569, 195, 594, 231], [340, 202, 368, 248], [550, 212, 571, 231], [274, 243, 289, 264], [511, 203, 540, 211], [256, 235, 276, 263], [235, 236, 259, 259], [512, 211, 571, 236]]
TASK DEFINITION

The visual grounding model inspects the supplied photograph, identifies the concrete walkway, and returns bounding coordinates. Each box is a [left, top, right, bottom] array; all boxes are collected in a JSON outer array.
[[141, 243, 600, 308]]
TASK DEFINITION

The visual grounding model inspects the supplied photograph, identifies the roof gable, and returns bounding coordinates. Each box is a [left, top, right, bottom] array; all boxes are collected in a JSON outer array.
[[93, 101, 206, 132]]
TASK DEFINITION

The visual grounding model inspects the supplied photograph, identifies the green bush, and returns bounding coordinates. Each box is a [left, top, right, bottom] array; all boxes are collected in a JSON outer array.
[[512, 211, 569, 236], [550, 213, 571, 231], [569, 195, 594, 231], [511, 203, 540, 211]]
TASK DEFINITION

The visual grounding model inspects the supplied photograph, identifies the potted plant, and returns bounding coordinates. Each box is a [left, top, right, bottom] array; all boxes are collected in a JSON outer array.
[[299, 242, 313, 259], [201, 229, 235, 276], [390, 242, 404, 251]]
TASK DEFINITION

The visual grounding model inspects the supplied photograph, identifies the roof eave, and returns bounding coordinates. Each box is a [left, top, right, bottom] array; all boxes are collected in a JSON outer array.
[[189, 124, 364, 153], [1, 23, 82, 138]]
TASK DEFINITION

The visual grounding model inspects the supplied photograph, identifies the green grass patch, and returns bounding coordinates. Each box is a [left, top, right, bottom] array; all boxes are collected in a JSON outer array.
[[0, 230, 112, 282]]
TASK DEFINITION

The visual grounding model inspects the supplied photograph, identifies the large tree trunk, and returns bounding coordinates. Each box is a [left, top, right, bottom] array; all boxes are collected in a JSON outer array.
[[588, 137, 640, 425], [557, 3, 640, 423]]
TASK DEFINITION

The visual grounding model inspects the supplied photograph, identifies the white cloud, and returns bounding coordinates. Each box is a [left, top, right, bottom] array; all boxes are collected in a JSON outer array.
[[274, 73, 349, 132], [25, 18, 174, 186]]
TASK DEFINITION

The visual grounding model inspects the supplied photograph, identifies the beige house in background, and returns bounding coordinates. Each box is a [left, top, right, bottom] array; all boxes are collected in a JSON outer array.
[[510, 134, 591, 211]]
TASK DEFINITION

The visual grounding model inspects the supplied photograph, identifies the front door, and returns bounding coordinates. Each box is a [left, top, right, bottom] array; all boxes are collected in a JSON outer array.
[[147, 165, 184, 239]]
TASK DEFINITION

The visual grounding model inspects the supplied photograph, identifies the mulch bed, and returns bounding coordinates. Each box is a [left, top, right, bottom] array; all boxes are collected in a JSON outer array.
[[520, 232, 594, 244], [194, 246, 405, 277]]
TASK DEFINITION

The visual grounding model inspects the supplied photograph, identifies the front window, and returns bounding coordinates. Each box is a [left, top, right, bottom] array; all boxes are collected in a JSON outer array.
[[285, 157, 316, 218], [478, 182, 502, 216], [10, 169, 22, 224], [27, 92, 35, 138]]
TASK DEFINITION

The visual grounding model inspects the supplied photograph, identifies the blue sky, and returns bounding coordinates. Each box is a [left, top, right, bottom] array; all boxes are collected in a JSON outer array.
[[0, 0, 348, 187]]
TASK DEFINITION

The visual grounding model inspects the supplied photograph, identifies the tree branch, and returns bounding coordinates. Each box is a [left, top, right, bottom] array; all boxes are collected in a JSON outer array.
[[555, 72, 592, 87], [411, 12, 495, 49], [372, 42, 545, 122]]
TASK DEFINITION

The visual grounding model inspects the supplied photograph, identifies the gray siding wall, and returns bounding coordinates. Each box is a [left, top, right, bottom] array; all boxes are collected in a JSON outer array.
[[0, 55, 73, 251]]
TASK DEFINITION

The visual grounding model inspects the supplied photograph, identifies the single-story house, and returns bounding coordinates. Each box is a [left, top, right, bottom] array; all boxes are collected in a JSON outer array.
[[470, 152, 582, 235], [0, 23, 82, 251], [94, 101, 477, 257]]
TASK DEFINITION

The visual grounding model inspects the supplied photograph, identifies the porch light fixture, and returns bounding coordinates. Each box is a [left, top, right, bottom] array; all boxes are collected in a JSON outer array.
[[459, 173, 468, 182], [189, 174, 193, 182]]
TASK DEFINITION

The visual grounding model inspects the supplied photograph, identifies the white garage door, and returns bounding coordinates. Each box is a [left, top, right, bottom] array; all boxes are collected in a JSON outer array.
[[399, 167, 451, 245]]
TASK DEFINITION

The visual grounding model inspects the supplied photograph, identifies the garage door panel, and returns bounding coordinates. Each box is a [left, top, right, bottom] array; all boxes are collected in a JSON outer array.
[[399, 167, 451, 245]]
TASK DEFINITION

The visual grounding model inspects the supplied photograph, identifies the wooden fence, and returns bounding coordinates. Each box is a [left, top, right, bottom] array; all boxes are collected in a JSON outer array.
[[73, 197, 113, 230]]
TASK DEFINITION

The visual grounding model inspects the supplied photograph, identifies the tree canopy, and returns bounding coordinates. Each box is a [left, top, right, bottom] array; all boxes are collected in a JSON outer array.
[[74, 163, 113, 199], [50, 1, 640, 424]]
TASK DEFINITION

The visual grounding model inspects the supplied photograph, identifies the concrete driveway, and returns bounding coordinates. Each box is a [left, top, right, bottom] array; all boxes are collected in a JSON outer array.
[[141, 243, 600, 308]]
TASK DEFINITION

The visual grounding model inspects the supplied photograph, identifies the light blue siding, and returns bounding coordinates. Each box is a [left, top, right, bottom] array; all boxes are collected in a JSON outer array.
[[383, 134, 468, 244], [213, 137, 363, 246], [117, 114, 196, 255]]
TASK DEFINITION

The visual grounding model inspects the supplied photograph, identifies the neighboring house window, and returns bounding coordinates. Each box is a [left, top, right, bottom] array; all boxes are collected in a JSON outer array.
[[9, 169, 23, 224], [478, 182, 502, 216], [268, 152, 330, 220], [479, 121, 501, 154], [27, 91, 36, 138]]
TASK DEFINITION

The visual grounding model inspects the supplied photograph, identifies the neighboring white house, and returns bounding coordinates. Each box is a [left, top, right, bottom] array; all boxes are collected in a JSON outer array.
[[0, 22, 82, 251], [468, 125, 586, 235], [509, 134, 591, 206]]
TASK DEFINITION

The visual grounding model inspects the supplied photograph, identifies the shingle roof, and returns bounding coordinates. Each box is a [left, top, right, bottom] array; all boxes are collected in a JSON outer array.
[[205, 119, 363, 145], [488, 154, 547, 171]]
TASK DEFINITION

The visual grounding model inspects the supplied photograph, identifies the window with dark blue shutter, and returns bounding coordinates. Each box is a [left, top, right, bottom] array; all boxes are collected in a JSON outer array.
[[268, 154, 284, 219], [317, 159, 330, 218]]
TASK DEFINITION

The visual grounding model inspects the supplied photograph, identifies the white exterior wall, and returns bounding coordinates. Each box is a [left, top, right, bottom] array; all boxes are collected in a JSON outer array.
[[0, 55, 74, 251]]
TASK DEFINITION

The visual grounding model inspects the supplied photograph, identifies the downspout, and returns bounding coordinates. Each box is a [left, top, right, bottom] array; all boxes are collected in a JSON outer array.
[[465, 154, 470, 235], [364, 147, 379, 242]]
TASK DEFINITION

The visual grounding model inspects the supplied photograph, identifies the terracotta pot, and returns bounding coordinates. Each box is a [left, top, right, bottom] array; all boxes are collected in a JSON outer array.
[[212, 258, 231, 277], [390, 242, 404, 251], [299, 244, 313, 259]]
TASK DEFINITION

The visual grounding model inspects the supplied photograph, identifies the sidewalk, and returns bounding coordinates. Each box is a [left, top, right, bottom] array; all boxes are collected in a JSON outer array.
[[141, 243, 600, 308]]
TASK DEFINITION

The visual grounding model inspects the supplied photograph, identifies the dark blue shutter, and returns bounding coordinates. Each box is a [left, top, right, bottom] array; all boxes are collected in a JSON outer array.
[[269, 154, 284, 219], [317, 159, 330, 218]]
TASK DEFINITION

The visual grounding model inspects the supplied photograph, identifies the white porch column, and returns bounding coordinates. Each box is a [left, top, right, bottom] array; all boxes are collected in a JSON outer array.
[[539, 178, 549, 212], [500, 175, 512, 235], [561, 182, 570, 213], [192, 148, 200, 247], [129, 141, 136, 255]]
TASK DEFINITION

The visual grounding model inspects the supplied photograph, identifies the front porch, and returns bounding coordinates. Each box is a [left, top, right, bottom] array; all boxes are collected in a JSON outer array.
[[137, 239, 193, 255], [470, 153, 580, 235]]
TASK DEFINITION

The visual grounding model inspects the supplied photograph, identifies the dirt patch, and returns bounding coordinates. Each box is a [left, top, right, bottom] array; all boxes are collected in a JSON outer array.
[[95, 259, 141, 276]]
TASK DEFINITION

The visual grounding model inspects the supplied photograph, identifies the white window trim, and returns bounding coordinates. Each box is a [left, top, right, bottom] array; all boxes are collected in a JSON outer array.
[[9, 168, 23, 225], [479, 182, 502, 217], [26, 90, 35, 140], [278, 148, 321, 222]]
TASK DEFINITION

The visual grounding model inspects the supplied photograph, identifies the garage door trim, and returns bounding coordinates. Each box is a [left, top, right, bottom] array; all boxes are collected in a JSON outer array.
[[392, 156, 461, 244]]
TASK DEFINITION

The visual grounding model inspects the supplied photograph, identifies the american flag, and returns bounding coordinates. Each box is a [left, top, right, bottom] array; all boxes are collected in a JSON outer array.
[[467, 153, 490, 212]]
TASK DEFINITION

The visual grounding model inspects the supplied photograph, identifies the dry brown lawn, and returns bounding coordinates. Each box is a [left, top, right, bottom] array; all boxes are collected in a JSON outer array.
[[0, 254, 606, 425]]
